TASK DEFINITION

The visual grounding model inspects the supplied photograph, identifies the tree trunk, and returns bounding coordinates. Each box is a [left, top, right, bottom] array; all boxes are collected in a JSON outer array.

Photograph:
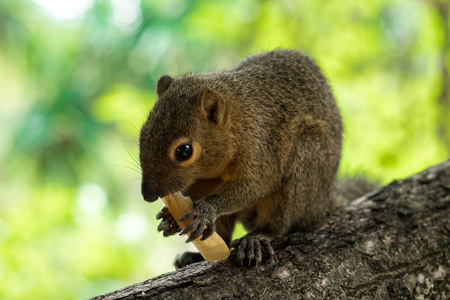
[[91, 160, 450, 300]]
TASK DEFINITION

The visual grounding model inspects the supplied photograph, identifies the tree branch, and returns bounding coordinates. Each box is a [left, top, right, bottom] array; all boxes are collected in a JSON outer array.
[[91, 160, 450, 299]]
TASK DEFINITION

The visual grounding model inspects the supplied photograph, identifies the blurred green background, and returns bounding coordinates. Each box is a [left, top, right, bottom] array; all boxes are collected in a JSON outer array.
[[0, 0, 449, 299]]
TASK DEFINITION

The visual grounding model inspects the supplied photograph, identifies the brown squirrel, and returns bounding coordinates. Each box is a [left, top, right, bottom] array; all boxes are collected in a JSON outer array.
[[139, 49, 372, 268]]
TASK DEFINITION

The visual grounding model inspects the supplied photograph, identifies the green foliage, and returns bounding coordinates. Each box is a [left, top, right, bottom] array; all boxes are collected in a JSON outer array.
[[0, 0, 448, 299]]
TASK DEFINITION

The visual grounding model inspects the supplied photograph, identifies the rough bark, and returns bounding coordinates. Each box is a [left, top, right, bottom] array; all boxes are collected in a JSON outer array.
[[91, 160, 450, 300]]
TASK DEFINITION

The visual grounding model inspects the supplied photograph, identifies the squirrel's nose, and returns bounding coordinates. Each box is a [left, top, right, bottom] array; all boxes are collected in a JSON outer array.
[[141, 182, 160, 202]]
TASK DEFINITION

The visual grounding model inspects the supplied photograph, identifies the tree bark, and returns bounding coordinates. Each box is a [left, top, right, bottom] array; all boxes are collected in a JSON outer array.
[[91, 160, 450, 300]]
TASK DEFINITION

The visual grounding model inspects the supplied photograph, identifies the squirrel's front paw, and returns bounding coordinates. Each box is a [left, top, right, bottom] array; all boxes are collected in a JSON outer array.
[[156, 207, 181, 236], [230, 233, 274, 266], [178, 200, 216, 243]]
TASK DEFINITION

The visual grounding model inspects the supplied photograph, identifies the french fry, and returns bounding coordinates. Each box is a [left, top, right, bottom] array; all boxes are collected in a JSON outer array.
[[161, 193, 230, 262]]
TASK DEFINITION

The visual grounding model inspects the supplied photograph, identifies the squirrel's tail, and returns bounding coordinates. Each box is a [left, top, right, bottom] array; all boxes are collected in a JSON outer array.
[[333, 177, 378, 207]]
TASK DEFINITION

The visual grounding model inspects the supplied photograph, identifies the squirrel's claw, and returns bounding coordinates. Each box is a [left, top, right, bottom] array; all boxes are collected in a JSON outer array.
[[261, 238, 275, 258], [156, 206, 169, 220], [200, 223, 215, 241], [156, 207, 181, 236], [162, 222, 181, 236], [178, 201, 216, 242], [231, 234, 274, 266]]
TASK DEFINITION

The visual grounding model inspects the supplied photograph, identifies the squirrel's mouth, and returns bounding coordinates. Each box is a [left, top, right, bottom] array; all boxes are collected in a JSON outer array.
[[181, 176, 225, 202]]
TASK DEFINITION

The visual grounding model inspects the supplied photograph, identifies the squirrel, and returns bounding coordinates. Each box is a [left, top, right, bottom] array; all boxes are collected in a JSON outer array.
[[139, 49, 373, 268]]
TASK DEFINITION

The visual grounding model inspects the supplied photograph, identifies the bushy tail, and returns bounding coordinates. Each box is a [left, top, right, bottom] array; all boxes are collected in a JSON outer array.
[[333, 177, 378, 207]]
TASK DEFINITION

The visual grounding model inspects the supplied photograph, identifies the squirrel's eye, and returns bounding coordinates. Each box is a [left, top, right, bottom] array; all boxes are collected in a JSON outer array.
[[175, 143, 192, 162]]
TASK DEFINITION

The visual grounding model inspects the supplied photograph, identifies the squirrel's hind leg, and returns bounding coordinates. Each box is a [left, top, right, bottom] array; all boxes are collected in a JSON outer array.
[[174, 252, 204, 269], [230, 192, 287, 266]]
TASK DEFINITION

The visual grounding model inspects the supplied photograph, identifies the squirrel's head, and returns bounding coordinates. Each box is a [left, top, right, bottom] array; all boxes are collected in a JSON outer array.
[[139, 75, 234, 202]]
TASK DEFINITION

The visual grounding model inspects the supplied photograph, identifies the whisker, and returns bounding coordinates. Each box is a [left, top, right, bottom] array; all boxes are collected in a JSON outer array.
[[119, 176, 143, 188], [170, 180, 187, 195], [123, 142, 141, 167], [110, 163, 142, 174], [121, 157, 142, 172]]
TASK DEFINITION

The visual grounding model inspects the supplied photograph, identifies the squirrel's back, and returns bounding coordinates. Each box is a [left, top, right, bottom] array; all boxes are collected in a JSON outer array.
[[172, 49, 342, 164]]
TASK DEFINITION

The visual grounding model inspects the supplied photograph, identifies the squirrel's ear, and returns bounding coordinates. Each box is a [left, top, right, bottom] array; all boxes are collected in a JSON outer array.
[[199, 87, 226, 125], [157, 75, 173, 97]]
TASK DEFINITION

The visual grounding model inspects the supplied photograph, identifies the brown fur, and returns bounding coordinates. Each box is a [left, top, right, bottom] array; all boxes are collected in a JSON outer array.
[[140, 49, 344, 266]]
